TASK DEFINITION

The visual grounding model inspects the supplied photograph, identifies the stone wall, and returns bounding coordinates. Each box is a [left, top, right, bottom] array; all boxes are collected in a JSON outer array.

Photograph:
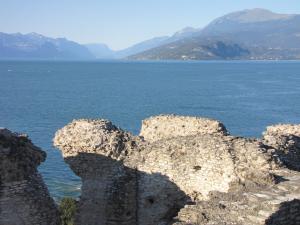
[[2, 115, 299, 225], [263, 124, 300, 171], [0, 128, 59, 225], [53, 119, 141, 225], [54, 115, 300, 225], [136, 135, 277, 201], [54, 119, 188, 225], [174, 169, 300, 225], [140, 114, 228, 142]]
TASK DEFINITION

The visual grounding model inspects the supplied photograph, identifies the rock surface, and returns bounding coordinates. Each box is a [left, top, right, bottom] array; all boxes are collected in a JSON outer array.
[[136, 134, 278, 201], [0, 128, 59, 225], [140, 114, 228, 142], [263, 124, 300, 171], [54, 119, 141, 225], [174, 169, 300, 225], [54, 115, 300, 225]]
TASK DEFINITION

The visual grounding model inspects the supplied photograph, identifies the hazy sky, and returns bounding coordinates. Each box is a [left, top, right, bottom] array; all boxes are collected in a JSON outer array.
[[1, 0, 300, 50]]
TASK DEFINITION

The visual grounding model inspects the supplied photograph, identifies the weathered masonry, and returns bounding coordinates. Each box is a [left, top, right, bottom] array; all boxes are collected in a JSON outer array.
[[54, 115, 300, 225], [0, 128, 59, 225]]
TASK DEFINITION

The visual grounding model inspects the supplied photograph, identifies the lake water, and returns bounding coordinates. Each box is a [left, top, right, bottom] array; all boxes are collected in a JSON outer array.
[[1, 60, 300, 200]]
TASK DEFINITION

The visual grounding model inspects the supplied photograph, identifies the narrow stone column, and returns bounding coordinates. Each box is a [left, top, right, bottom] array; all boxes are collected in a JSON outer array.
[[0, 128, 59, 225], [54, 119, 139, 225]]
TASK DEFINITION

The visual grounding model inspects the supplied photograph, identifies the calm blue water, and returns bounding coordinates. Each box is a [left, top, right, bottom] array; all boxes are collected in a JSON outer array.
[[1, 60, 300, 200]]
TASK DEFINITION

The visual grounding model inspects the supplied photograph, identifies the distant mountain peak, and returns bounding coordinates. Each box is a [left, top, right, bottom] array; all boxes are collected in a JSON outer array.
[[243, 8, 274, 13], [213, 8, 295, 24], [28, 32, 44, 36], [10, 32, 23, 36], [24, 32, 50, 40], [172, 27, 200, 38], [174, 27, 196, 35], [129, 8, 300, 60]]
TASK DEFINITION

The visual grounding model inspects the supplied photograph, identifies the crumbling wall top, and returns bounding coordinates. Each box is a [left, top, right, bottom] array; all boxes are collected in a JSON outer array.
[[0, 128, 46, 183], [140, 114, 228, 142], [264, 124, 300, 137], [53, 119, 141, 161]]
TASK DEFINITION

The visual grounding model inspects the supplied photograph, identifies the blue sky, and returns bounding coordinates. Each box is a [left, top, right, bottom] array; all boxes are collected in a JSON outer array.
[[1, 0, 300, 50]]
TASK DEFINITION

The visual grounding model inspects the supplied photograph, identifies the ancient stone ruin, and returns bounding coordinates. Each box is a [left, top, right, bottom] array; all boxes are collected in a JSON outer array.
[[54, 115, 300, 225], [263, 124, 300, 171], [0, 128, 59, 225], [140, 114, 228, 142], [1, 115, 299, 225]]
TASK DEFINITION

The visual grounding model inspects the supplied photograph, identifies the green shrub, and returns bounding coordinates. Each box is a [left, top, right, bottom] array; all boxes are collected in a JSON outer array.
[[59, 197, 77, 225]]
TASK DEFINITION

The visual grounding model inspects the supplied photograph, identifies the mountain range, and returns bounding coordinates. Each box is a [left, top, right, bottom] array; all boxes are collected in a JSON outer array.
[[1, 8, 300, 60], [130, 8, 300, 60], [0, 32, 94, 59]]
